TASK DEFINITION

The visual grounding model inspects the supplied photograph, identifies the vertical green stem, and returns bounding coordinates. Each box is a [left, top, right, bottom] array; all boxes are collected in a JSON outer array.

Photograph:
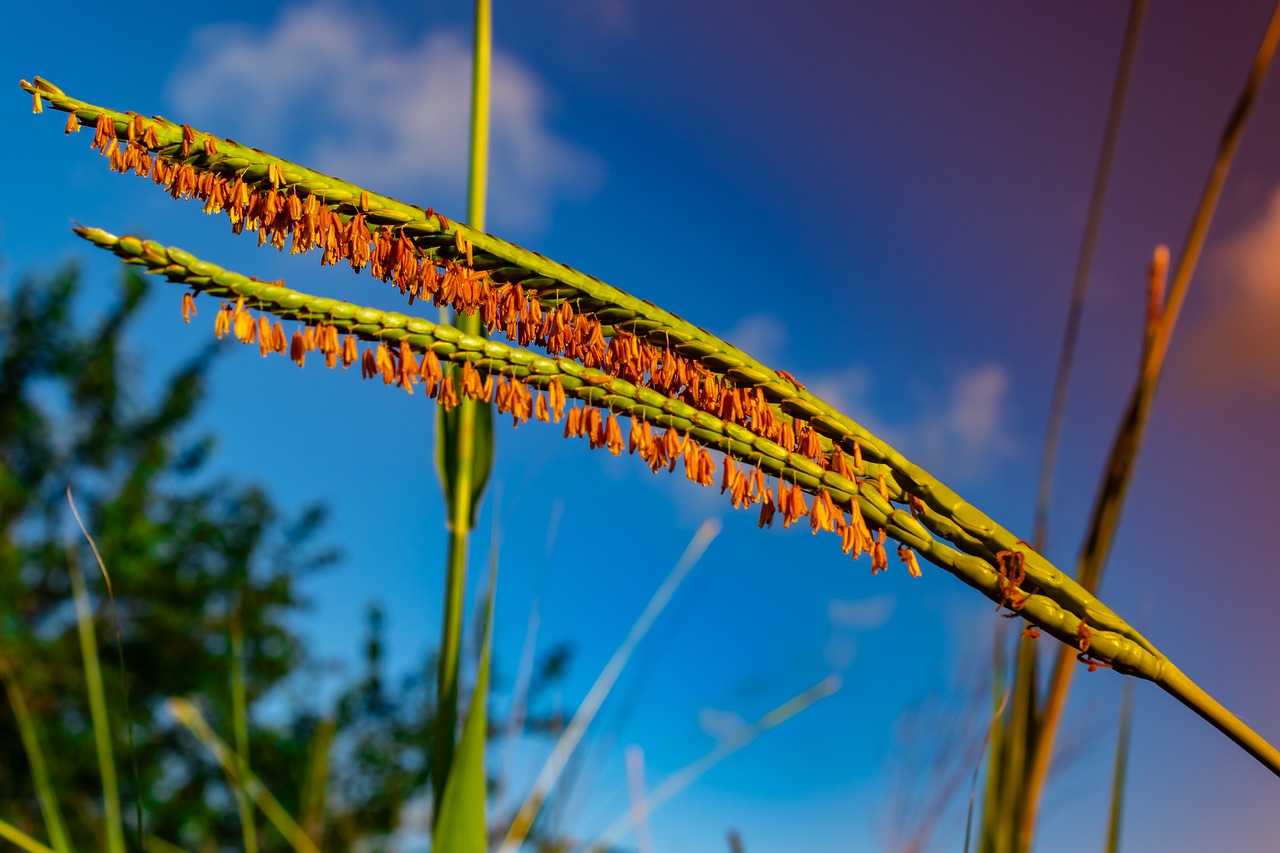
[[0, 660, 72, 853], [231, 604, 259, 853], [69, 550, 126, 853], [433, 0, 492, 823], [1105, 682, 1134, 853]]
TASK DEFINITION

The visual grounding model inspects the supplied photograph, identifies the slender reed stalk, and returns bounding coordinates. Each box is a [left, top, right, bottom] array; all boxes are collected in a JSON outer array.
[[166, 698, 320, 853], [67, 533, 125, 853], [583, 674, 841, 853], [230, 606, 259, 853], [1105, 681, 1135, 853], [1020, 3, 1280, 841], [501, 520, 720, 851], [434, 0, 494, 816], [0, 820, 58, 853], [0, 659, 72, 853], [1032, 0, 1148, 554], [299, 719, 335, 844]]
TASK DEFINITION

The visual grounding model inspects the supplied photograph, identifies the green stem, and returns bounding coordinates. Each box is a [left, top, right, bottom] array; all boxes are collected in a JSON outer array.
[[231, 605, 259, 853], [434, 0, 492, 822], [68, 548, 125, 853], [0, 660, 72, 853]]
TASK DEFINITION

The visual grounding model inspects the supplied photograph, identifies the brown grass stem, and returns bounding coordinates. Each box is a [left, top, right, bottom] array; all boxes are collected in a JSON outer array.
[[1032, 0, 1148, 555], [1019, 2, 1280, 837]]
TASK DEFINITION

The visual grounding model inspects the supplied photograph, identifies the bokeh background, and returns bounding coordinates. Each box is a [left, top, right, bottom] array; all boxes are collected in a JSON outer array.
[[5, 1, 1280, 849]]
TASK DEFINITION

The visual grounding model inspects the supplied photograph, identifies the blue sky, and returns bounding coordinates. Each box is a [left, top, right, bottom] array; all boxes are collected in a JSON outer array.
[[7, 1, 1280, 850]]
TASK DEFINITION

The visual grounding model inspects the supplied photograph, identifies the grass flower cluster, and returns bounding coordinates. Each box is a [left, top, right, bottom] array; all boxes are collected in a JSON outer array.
[[19, 70, 1280, 784]]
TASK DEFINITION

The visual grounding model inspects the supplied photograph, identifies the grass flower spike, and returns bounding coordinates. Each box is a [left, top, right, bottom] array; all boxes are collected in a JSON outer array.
[[25, 74, 1280, 780]]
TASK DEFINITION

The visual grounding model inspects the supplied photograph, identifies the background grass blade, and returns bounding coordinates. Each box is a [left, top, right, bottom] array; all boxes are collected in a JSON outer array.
[[1105, 681, 1135, 853], [230, 604, 259, 853], [66, 507, 126, 853], [432, 547, 496, 852], [434, 0, 495, 820], [501, 520, 721, 852], [583, 674, 841, 853], [0, 820, 59, 853], [166, 698, 319, 853], [0, 658, 72, 853], [1020, 4, 1280, 839]]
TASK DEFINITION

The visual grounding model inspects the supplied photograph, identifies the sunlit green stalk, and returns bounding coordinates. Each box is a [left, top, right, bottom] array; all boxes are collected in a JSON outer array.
[[1105, 682, 1134, 853], [434, 0, 493, 821], [231, 606, 259, 853], [0, 659, 72, 853], [0, 819, 58, 853], [167, 698, 319, 853], [68, 549, 125, 853]]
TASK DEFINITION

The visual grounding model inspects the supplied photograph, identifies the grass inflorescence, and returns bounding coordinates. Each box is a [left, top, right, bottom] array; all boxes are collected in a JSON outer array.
[[24, 74, 1280, 778]]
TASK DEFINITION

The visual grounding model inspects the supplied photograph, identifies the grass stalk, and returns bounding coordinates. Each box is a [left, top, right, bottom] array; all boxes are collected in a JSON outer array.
[[1019, 3, 1280, 839], [0, 658, 72, 853], [583, 674, 841, 853], [66, 536, 125, 853], [1032, 0, 1148, 554], [625, 746, 655, 853], [433, 0, 494, 819], [230, 605, 259, 853], [1105, 681, 1134, 853], [501, 520, 721, 852], [166, 698, 319, 853], [0, 819, 58, 853], [299, 719, 335, 844]]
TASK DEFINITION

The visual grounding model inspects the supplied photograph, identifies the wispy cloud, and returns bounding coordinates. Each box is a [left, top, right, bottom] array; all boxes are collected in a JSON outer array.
[[719, 313, 1016, 482], [1185, 185, 1280, 394], [167, 1, 603, 232]]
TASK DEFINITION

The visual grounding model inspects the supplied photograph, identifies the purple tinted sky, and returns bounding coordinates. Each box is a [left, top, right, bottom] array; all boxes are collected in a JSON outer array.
[[6, 1, 1280, 850]]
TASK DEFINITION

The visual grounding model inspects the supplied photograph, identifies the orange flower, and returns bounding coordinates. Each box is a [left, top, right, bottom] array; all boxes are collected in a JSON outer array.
[[604, 414, 624, 456], [181, 292, 197, 323], [213, 303, 232, 339], [419, 349, 443, 396], [341, 334, 359, 369], [548, 378, 566, 422], [438, 375, 460, 410], [871, 530, 888, 575], [374, 343, 395, 384], [396, 341, 419, 393], [257, 316, 273, 357], [898, 544, 922, 578], [290, 330, 308, 367]]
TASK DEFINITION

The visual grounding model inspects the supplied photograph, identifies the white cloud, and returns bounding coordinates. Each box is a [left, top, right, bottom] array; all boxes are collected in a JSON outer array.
[[167, 1, 603, 232], [720, 313, 789, 366], [1185, 185, 1280, 393], [827, 595, 896, 631]]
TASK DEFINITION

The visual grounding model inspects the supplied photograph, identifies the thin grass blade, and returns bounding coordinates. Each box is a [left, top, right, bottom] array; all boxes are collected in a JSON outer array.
[[433, 545, 496, 852], [66, 530, 125, 853], [166, 698, 319, 853], [0, 819, 58, 853], [0, 659, 73, 853], [501, 519, 720, 852], [583, 674, 841, 853]]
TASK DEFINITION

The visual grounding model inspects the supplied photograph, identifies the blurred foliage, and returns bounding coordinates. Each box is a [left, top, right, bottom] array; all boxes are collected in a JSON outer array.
[[0, 264, 569, 851]]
